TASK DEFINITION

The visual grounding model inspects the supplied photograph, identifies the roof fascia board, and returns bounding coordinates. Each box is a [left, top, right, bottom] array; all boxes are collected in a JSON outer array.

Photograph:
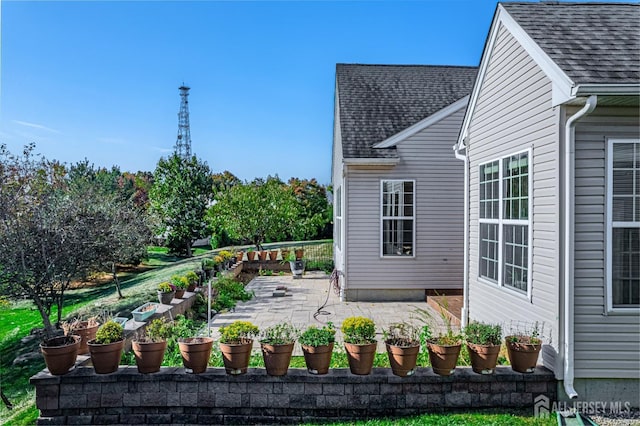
[[456, 4, 575, 151], [373, 96, 469, 149], [573, 84, 640, 96], [343, 157, 399, 166]]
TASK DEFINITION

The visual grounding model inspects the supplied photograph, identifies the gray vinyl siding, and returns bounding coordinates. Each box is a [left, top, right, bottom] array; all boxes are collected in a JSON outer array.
[[466, 24, 560, 372], [344, 108, 465, 292], [573, 106, 640, 379], [332, 87, 346, 274]]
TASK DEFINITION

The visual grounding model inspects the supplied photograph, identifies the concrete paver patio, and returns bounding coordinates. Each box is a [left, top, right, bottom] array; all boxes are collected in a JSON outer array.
[[208, 271, 449, 354]]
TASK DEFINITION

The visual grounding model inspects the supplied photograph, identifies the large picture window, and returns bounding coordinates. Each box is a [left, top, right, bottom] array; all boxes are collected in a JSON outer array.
[[381, 180, 414, 257], [608, 139, 639, 309], [478, 151, 530, 295]]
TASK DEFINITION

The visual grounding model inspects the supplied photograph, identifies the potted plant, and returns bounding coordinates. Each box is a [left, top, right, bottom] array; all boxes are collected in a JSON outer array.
[[214, 255, 225, 271], [157, 281, 175, 305], [202, 258, 216, 278], [132, 318, 172, 373], [258, 250, 268, 261], [384, 322, 421, 377], [219, 320, 259, 375], [185, 271, 199, 292], [280, 248, 290, 260], [425, 325, 463, 376], [246, 248, 256, 261], [464, 321, 502, 375], [299, 322, 335, 375], [87, 320, 125, 374], [40, 334, 81, 375], [294, 248, 304, 260], [268, 250, 278, 261], [259, 323, 299, 376], [178, 335, 214, 374], [236, 251, 244, 262], [506, 323, 542, 373], [287, 251, 305, 279], [171, 275, 189, 299], [131, 302, 158, 322], [62, 317, 99, 355], [341, 316, 377, 375]]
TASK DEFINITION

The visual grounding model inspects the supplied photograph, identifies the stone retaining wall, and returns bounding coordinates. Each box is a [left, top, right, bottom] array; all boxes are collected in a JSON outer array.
[[31, 366, 556, 425]]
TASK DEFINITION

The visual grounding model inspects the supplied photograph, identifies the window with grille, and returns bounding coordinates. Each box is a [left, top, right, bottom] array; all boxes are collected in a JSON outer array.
[[381, 180, 415, 257], [608, 139, 639, 308], [478, 151, 530, 294]]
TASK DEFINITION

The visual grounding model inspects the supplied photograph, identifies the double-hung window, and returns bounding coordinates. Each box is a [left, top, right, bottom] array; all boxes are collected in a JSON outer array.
[[381, 180, 415, 257], [335, 186, 342, 250], [607, 139, 639, 309], [479, 151, 531, 295]]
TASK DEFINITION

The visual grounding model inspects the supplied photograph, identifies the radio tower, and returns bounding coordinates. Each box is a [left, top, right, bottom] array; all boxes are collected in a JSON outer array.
[[174, 84, 192, 159]]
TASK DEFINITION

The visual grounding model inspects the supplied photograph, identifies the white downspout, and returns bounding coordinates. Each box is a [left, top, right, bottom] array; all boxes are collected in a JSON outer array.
[[454, 137, 469, 328], [563, 95, 597, 400]]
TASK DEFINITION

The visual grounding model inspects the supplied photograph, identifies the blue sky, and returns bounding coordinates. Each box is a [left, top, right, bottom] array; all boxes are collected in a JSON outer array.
[[3, 1, 505, 184]]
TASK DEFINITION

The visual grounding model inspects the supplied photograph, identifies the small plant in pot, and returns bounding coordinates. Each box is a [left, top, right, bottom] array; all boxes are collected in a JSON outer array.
[[341, 316, 377, 375], [384, 322, 421, 377], [286, 251, 305, 279], [132, 318, 172, 374], [157, 281, 175, 305], [87, 320, 125, 374], [299, 322, 335, 375], [40, 334, 81, 375], [246, 247, 256, 261], [506, 322, 543, 373], [171, 275, 189, 299], [178, 335, 214, 374], [185, 271, 199, 291], [259, 323, 299, 376], [464, 321, 502, 375], [62, 317, 99, 355], [424, 325, 463, 376], [219, 320, 259, 375], [258, 250, 268, 261], [236, 251, 244, 262]]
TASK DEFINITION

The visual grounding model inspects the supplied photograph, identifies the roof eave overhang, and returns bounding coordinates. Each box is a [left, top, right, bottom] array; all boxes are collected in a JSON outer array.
[[343, 157, 400, 166], [373, 96, 470, 149], [572, 84, 640, 97]]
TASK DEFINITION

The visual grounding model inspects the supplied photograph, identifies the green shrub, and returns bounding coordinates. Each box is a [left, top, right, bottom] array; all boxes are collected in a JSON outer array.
[[202, 258, 216, 270], [213, 293, 236, 312], [464, 322, 502, 346], [144, 318, 173, 342], [171, 275, 189, 289], [219, 320, 259, 344], [95, 320, 124, 344], [299, 322, 335, 347], [214, 277, 252, 302], [259, 323, 299, 345], [185, 271, 199, 285], [158, 281, 172, 293], [341, 316, 376, 345]]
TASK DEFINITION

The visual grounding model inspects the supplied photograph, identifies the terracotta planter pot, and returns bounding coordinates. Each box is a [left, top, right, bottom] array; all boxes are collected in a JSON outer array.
[[281, 250, 290, 260], [258, 251, 268, 261], [506, 336, 541, 373], [344, 342, 377, 375], [467, 342, 501, 374], [88, 339, 125, 374], [187, 283, 196, 292], [427, 341, 462, 376], [236, 252, 244, 262], [268, 250, 278, 261], [178, 337, 213, 374], [295, 249, 304, 260], [71, 321, 99, 355], [302, 342, 334, 375], [175, 289, 186, 299], [385, 342, 420, 377], [261, 342, 294, 376], [246, 251, 256, 261], [132, 340, 167, 374], [220, 340, 253, 375], [40, 335, 81, 375], [157, 290, 175, 305]]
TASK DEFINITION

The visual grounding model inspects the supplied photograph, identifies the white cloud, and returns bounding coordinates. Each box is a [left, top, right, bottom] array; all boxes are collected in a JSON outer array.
[[13, 120, 61, 134]]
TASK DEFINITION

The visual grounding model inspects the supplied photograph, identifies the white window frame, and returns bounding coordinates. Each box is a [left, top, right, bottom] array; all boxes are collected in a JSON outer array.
[[606, 138, 640, 313], [478, 148, 532, 301], [380, 179, 416, 258]]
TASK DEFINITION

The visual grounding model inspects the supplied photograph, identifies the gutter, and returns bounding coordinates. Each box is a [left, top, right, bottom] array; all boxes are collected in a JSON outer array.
[[453, 137, 470, 328], [563, 95, 597, 400]]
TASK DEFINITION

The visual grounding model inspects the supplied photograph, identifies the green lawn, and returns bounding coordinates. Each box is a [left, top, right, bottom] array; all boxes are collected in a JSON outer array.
[[307, 412, 556, 425]]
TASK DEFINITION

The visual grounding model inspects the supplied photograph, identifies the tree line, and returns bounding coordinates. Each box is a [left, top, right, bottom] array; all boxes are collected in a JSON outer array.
[[0, 144, 332, 335]]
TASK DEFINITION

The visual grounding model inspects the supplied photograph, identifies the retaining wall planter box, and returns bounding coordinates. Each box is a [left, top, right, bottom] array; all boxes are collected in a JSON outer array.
[[131, 303, 158, 322], [31, 366, 557, 425]]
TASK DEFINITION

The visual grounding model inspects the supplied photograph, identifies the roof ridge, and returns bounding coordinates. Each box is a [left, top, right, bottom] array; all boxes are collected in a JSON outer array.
[[336, 63, 477, 69]]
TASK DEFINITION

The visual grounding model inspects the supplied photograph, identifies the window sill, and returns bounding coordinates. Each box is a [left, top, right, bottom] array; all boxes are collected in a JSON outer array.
[[606, 308, 640, 316], [476, 277, 531, 302]]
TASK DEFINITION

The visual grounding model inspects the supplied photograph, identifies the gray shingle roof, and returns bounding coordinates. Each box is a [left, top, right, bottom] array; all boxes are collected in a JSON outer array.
[[336, 64, 477, 159], [502, 2, 640, 85]]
